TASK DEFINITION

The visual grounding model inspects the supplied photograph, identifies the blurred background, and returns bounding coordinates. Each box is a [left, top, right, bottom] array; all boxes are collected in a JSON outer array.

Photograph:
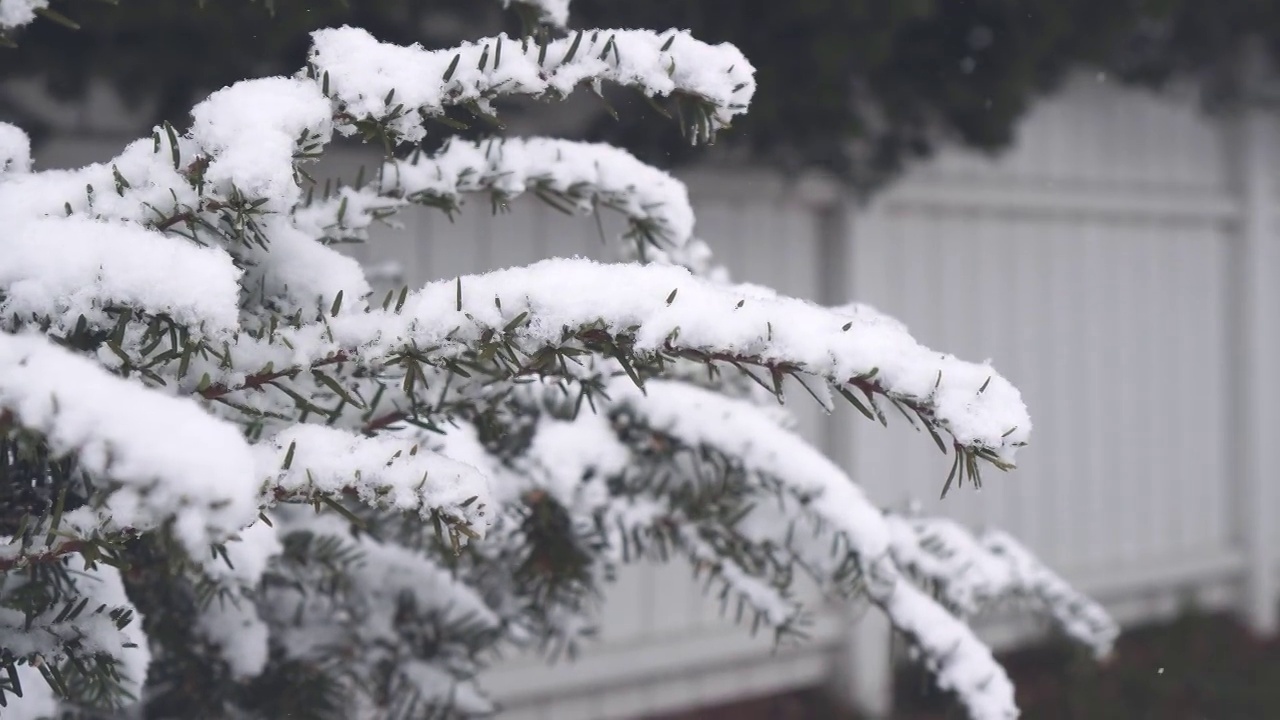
[[6, 1, 1280, 717]]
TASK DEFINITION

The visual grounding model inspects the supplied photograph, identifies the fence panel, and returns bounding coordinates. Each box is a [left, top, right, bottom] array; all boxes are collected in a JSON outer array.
[[844, 75, 1238, 593]]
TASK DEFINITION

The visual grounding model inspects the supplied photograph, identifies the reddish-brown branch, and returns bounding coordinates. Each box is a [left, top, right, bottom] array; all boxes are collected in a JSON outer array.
[[363, 410, 408, 434], [199, 352, 349, 400], [154, 211, 196, 232], [151, 200, 226, 232], [0, 541, 90, 571], [0, 533, 135, 572]]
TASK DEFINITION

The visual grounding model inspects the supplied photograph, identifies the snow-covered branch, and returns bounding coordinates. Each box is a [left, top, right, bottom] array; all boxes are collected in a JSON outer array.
[[0, 333, 261, 569], [1, 561, 149, 718], [382, 137, 694, 248], [309, 26, 755, 145], [980, 529, 1119, 656], [260, 425, 492, 543], [607, 379, 1020, 718], [886, 513, 1120, 656], [300, 136, 730, 280], [292, 258, 1029, 463], [0, 216, 244, 337]]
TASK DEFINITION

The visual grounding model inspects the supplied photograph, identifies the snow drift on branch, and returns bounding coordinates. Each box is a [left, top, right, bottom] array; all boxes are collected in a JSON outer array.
[[260, 424, 492, 539], [308, 26, 755, 144], [0, 332, 261, 565], [295, 257, 1029, 460], [0, 216, 244, 336]]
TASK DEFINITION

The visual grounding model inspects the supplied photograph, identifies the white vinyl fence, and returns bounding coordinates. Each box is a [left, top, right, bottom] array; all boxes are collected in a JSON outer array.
[[33, 73, 1280, 718]]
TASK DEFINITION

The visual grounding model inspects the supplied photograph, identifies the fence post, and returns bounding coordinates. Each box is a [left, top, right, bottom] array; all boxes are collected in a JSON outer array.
[[1234, 61, 1280, 635], [830, 609, 895, 718], [810, 187, 896, 717]]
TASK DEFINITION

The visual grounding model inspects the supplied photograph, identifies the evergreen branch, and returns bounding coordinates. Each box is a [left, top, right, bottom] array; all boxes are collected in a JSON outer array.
[[0, 540, 91, 572], [246, 258, 1029, 464], [0, 562, 149, 711], [258, 425, 491, 544], [0, 333, 261, 569], [376, 137, 700, 261], [607, 379, 1024, 719], [887, 517, 1119, 658], [198, 351, 349, 400], [309, 27, 755, 148]]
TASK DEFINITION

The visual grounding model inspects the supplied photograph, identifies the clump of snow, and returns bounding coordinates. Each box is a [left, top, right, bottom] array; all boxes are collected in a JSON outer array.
[[189, 77, 333, 213], [1, 561, 149, 719], [0, 216, 243, 335], [0, 122, 31, 174], [0, 333, 262, 566], [308, 26, 754, 145], [198, 594, 271, 680], [503, 0, 571, 26], [0, 0, 47, 29], [261, 424, 493, 536], [520, 411, 628, 510], [239, 216, 372, 315], [384, 137, 696, 248]]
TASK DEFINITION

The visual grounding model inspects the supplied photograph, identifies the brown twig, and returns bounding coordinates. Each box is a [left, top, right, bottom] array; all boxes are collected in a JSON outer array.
[[199, 352, 349, 400]]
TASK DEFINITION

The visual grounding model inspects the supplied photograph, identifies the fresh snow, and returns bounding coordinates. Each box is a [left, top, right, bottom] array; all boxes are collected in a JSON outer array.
[[0, 0, 46, 29], [308, 26, 755, 145], [261, 424, 492, 536], [300, 257, 1030, 460], [0, 333, 262, 564], [383, 137, 696, 249], [0, 216, 244, 335], [190, 77, 334, 214], [1, 561, 149, 720], [0, 122, 31, 174], [0, 134, 200, 226]]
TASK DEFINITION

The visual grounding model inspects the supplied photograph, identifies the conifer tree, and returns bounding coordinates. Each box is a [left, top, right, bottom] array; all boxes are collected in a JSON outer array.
[[0, 2, 1117, 718]]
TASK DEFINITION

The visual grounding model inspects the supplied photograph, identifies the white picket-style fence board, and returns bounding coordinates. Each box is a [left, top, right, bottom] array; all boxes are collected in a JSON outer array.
[[27, 70, 1280, 718], [848, 194, 1236, 577]]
